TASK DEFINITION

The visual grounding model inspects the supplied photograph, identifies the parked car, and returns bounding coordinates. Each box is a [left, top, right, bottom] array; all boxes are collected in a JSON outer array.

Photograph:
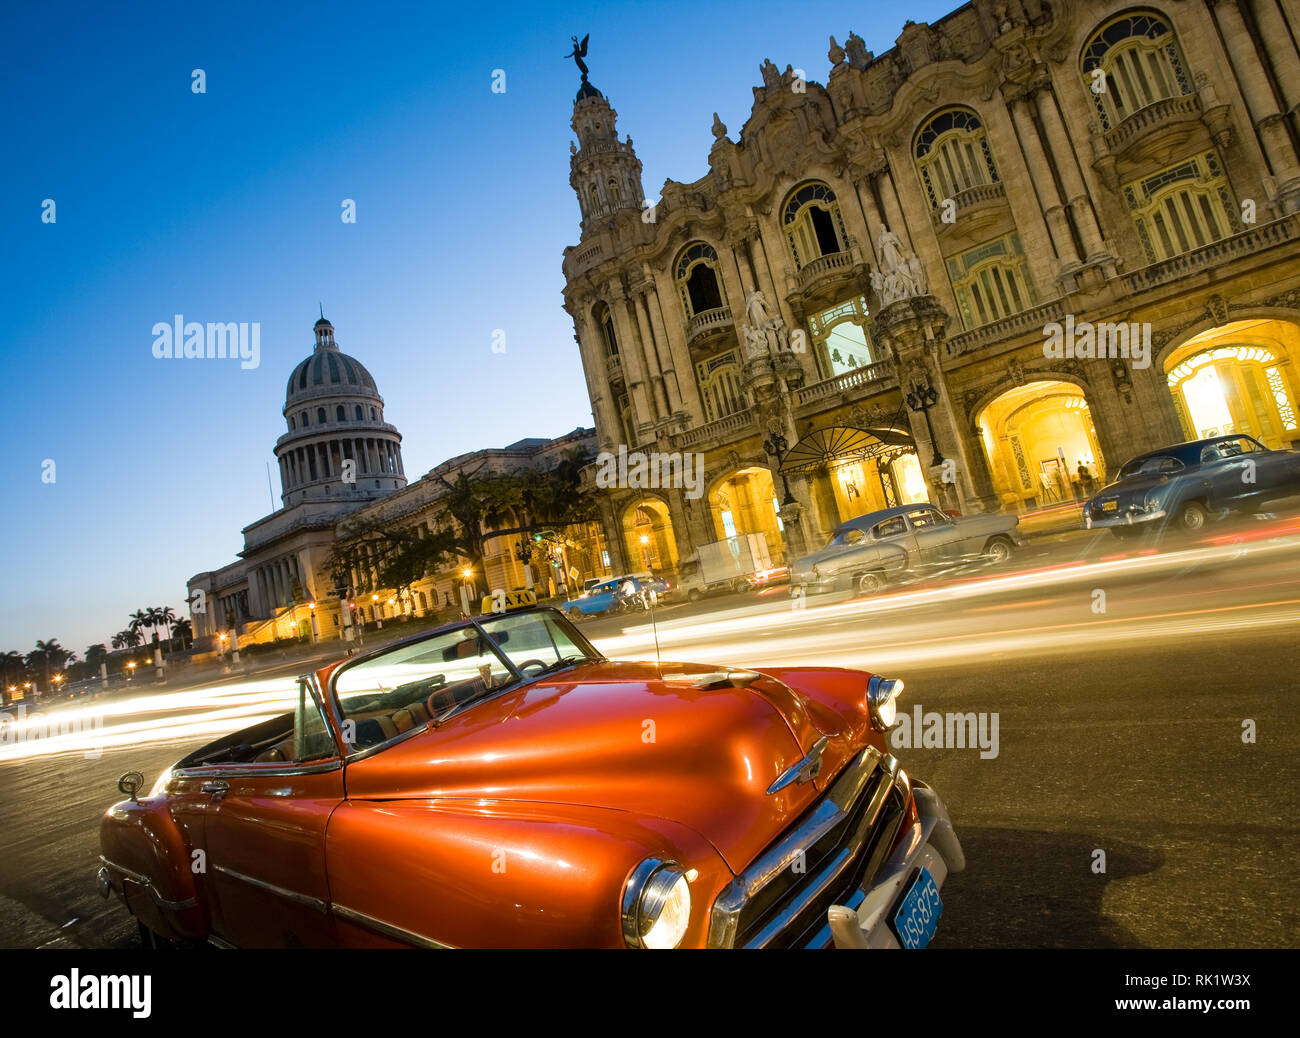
[[791, 503, 1022, 595], [1083, 434, 1300, 538], [97, 606, 963, 948]]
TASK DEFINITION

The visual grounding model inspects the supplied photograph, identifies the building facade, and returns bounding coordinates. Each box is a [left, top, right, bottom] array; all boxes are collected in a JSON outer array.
[[562, 0, 1300, 574]]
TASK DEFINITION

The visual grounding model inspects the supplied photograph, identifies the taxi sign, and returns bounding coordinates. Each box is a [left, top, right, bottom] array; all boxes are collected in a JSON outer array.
[[480, 588, 538, 615]]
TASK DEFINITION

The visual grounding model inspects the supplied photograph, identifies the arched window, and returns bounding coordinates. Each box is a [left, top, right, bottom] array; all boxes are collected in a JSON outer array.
[[317, 407, 327, 424], [675, 242, 727, 318], [1123, 151, 1235, 262], [336, 405, 346, 422], [782, 182, 849, 270], [947, 233, 1036, 328], [1081, 11, 1191, 132], [300, 411, 309, 427], [355, 405, 363, 420], [370, 407, 377, 421], [809, 296, 874, 376], [914, 107, 999, 210], [289, 416, 295, 430], [694, 349, 744, 422], [593, 301, 619, 358], [608, 177, 621, 202]]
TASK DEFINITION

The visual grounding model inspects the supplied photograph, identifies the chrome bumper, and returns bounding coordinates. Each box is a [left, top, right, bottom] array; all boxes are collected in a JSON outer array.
[[826, 781, 965, 948], [1083, 507, 1164, 529]]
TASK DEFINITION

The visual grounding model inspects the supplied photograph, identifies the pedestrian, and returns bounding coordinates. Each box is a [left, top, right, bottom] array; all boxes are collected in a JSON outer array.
[[1077, 461, 1095, 497]]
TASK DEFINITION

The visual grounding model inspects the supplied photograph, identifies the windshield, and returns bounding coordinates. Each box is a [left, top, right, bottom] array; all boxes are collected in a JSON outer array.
[[329, 610, 599, 751], [1118, 455, 1184, 479]]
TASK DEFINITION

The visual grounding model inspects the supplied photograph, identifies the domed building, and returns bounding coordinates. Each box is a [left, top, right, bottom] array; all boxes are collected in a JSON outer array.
[[276, 315, 407, 507], [187, 314, 409, 649]]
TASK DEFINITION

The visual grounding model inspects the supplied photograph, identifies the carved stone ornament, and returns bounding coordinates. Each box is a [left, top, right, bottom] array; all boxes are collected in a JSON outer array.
[[870, 225, 929, 305]]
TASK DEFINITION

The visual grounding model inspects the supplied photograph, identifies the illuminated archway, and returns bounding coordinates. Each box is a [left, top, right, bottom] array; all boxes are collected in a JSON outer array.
[[621, 497, 679, 574], [978, 381, 1105, 509], [1163, 319, 1300, 448], [707, 467, 783, 560]]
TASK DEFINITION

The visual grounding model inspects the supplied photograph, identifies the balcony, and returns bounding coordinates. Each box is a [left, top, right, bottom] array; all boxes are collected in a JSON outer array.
[[1119, 214, 1298, 293], [795, 361, 896, 408], [1103, 93, 1201, 157], [686, 305, 733, 347], [675, 410, 757, 449], [943, 300, 1066, 360], [795, 246, 858, 295], [605, 353, 623, 380], [930, 181, 1007, 232]]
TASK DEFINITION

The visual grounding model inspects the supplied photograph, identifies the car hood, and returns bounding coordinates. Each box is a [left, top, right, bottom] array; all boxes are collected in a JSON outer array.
[[342, 660, 843, 872]]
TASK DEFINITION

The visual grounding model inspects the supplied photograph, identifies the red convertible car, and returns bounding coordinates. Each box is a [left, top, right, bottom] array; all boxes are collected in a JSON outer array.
[[97, 606, 964, 948]]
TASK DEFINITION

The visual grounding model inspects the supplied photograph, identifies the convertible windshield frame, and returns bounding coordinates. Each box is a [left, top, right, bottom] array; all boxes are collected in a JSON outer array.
[[324, 607, 605, 760]]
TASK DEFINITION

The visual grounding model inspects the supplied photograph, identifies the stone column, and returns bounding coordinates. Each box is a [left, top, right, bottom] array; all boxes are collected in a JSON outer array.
[[1214, 0, 1300, 209], [608, 281, 656, 437], [573, 309, 620, 450], [1034, 88, 1108, 260], [1254, 0, 1300, 131], [851, 175, 886, 269], [1009, 95, 1082, 270], [641, 280, 685, 415], [650, 266, 705, 417], [630, 286, 671, 416]]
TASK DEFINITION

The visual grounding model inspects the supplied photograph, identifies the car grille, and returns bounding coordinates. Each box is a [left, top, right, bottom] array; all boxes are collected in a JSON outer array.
[[707, 746, 909, 949]]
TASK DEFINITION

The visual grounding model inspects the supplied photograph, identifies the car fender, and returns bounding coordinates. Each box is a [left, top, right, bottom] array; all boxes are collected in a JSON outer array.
[[325, 798, 733, 949], [100, 795, 209, 942]]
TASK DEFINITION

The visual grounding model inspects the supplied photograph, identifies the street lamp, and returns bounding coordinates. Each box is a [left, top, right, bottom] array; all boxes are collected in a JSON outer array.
[[762, 431, 799, 507], [905, 378, 945, 467], [372, 593, 382, 629]]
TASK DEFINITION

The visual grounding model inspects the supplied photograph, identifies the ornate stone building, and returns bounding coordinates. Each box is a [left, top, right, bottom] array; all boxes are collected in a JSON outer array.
[[562, 0, 1300, 575]]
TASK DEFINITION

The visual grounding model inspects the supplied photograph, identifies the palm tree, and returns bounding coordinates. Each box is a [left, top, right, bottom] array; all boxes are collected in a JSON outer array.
[[170, 617, 193, 650], [112, 629, 142, 650], [27, 639, 71, 695], [128, 610, 151, 646], [155, 606, 178, 653], [0, 651, 25, 706]]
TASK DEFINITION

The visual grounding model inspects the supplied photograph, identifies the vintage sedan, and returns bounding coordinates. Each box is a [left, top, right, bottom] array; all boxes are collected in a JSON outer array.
[[1083, 434, 1300, 538], [791, 502, 1022, 595], [97, 606, 964, 949]]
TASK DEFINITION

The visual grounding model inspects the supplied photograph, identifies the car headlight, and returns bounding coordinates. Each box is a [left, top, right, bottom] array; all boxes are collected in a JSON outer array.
[[1144, 487, 1169, 513], [621, 858, 691, 949], [148, 767, 174, 797], [866, 675, 904, 731]]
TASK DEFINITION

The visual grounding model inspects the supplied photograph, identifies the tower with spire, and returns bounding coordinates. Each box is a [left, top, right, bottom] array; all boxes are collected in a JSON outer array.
[[568, 64, 645, 235]]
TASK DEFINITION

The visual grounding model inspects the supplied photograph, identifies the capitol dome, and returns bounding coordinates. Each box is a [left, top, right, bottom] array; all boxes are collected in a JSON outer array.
[[273, 315, 407, 509]]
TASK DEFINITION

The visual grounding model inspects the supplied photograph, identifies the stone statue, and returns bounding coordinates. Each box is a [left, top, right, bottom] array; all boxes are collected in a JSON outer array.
[[566, 34, 590, 80], [828, 35, 846, 66], [870, 225, 929, 306], [760, 59, 781, 89], [741, 290, 789, 357], [711, 112, 727, 140], [844, 32, 870, 69]]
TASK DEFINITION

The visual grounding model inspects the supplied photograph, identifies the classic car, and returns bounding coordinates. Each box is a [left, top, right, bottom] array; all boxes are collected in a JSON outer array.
[[1083, 434, 1300, 538], [97, 605, 964, 949], [565, 575, 666, 618], [791, 502, 1022, 595]]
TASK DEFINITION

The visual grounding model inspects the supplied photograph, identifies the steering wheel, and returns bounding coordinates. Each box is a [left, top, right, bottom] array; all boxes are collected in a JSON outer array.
[[516, 658, 550, 678]]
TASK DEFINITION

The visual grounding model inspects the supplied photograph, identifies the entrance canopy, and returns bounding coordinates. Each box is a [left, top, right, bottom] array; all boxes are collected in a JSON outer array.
[[779, 426, 915, 474]]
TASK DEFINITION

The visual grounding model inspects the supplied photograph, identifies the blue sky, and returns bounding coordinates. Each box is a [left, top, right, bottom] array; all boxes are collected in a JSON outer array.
[[0, 0, 956, 656]]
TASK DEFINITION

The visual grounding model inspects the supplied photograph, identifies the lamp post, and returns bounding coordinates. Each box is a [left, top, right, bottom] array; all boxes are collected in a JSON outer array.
[[905, 378, 945, 467], [761, 431, 798, 507], [308, 601, 318, 644], [372, 593, 382, 629]]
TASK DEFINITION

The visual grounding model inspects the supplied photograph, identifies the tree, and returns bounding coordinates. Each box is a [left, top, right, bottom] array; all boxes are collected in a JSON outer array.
[[170, 618, 193, 650], [0, 651, 25, 706], [26, 639, 72, 694], [154, 606, 178, 653], [128, 610, 151, 646], [112, 629, 142, 650]]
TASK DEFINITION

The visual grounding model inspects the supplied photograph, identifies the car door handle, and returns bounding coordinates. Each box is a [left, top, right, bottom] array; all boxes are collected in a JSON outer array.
[[201, 779, 229, 795]]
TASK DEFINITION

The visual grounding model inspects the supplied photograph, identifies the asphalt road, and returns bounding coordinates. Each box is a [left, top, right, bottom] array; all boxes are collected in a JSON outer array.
[[2, 512, 1298, 949]]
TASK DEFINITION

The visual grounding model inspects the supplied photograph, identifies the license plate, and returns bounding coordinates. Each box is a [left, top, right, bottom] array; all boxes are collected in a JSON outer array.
[[1101, 500, 1118, 512], [890, 867, 942, 949]]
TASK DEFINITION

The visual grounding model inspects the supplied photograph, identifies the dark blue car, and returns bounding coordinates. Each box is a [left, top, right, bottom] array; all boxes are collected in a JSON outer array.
[[1084, 434, 1300, 538]]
